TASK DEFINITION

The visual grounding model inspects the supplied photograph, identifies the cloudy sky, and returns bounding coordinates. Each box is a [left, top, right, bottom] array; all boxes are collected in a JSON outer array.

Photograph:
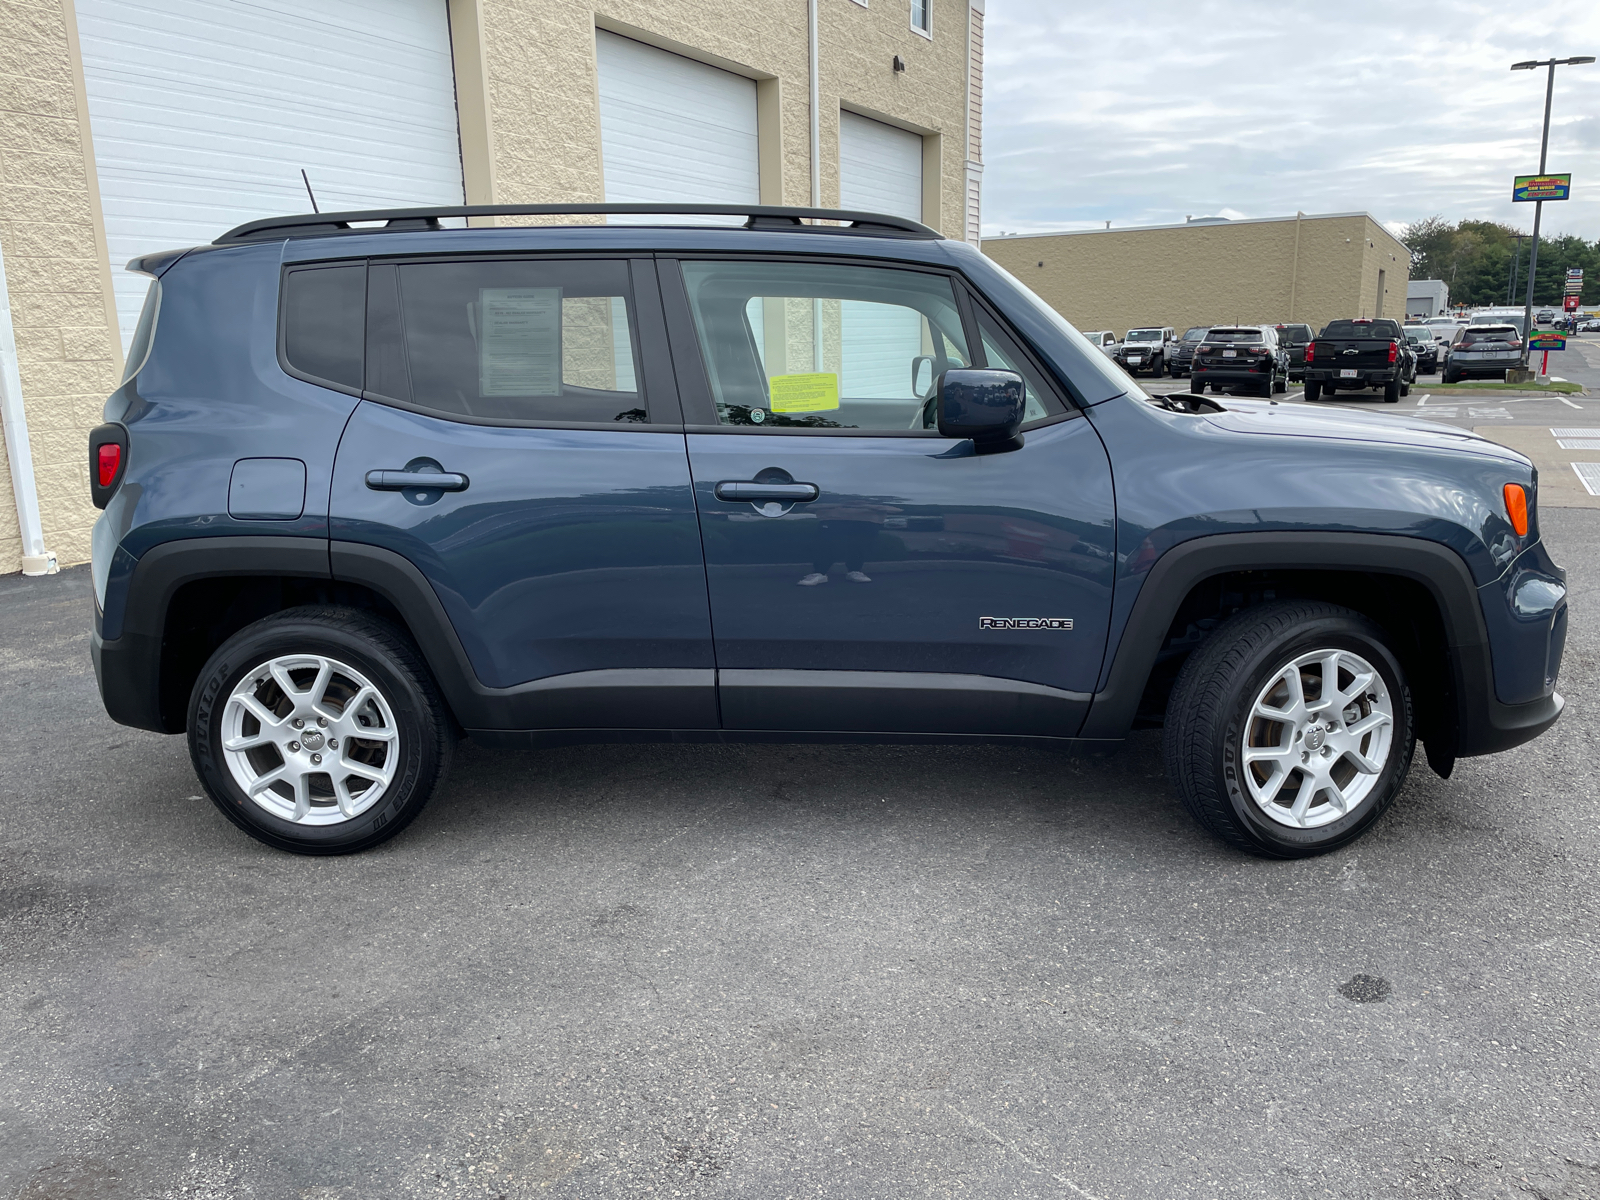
[[981, 1, 1600, 242]]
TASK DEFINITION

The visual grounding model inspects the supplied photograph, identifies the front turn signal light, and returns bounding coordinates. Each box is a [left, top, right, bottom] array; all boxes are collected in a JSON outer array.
[[1503, 483, 1529, 537]]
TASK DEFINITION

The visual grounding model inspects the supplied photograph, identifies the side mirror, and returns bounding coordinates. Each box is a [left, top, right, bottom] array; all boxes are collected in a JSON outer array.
[[911, 355, 936, 398], [937, 368, 1026, 454]]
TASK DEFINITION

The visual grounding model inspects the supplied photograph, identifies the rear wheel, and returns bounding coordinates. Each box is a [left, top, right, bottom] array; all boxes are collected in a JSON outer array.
[[1443, 368, 1461, 384], [1272, 371, 1288, 394], [188, 606, 453, 855], [1304, 381, 1322, 401], [1163, 601, 1415, 857], [1383, 377, 1401, 402]]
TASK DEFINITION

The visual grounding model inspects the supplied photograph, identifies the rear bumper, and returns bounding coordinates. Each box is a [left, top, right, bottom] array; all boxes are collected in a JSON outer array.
[[92, 623, 168, 733], [1304, 368, 1396, 385], [1193, 366, 1270, 385]]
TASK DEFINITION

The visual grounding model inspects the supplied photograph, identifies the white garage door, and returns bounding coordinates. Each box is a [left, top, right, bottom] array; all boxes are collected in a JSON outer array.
[[596, 31, 758, 219], [838, 113, 925, 396], [75, 0, 466, 350], [839, 111, 923, 221]]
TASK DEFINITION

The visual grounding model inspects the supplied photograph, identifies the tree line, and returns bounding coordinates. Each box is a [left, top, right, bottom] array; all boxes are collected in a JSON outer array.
[[1401, 217, 1598, 307]]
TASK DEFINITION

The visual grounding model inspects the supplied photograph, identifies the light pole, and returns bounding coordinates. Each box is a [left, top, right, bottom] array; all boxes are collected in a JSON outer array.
[[1507, 233, 1527, 305], [1511, 55, 1594, 367]]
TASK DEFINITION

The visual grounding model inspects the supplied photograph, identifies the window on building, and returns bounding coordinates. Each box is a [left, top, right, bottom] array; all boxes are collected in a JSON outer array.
[[911, 0, 931, 35]]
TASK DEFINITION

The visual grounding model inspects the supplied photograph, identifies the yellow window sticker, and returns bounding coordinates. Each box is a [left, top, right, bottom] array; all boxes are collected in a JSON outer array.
[[768, 372, 840, 413]]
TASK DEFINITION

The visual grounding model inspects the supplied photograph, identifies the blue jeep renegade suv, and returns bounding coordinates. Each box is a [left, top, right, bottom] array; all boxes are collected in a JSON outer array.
[[89, 203, 1567, 859]]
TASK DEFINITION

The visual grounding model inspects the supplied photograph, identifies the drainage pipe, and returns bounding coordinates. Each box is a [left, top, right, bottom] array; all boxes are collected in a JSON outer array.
[[808, 0, 820, 208], [0, 240, 55, 576]]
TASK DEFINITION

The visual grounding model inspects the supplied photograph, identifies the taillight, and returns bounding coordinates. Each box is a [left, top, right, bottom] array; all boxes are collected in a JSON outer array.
[[1387, 342, 1398, 363], [1503, 483, 1529, 537], [1304, 343, 1316, 362], [1506, 339, 1520, 349], [97, 443, 121, 488], [88, 423, 128, 509]]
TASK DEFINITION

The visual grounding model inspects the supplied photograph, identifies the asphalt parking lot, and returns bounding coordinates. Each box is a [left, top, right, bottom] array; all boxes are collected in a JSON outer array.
[[4, 504, 1599, 1195]]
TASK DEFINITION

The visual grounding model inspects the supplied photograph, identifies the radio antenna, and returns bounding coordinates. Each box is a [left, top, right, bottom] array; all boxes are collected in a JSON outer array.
[[300, 169, 320, 213]]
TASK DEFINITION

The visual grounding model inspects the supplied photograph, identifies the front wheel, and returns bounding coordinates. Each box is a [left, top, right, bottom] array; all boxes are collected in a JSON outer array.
[[1162, 601, 1415, 857], [188, 606, 453, 854]]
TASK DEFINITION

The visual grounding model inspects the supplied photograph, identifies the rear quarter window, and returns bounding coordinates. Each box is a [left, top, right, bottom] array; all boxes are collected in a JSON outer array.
[[281, 262, 366, 391]]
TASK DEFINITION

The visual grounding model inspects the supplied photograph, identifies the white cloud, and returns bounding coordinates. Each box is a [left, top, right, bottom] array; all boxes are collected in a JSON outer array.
[[981, 0, 1600, 241]]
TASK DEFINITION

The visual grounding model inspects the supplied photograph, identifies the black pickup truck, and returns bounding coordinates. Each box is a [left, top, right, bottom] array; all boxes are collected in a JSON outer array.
[[1303, 318, 1415, 403]]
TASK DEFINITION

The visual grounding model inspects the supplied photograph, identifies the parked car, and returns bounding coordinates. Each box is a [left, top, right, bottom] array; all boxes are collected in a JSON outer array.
[[1577, 317, 1600, 333], [1470, 310, 1534, 338], [1081, 330, 1120, 358], [1303, 318, 1415, 403], [1403, 326, 1442, 374], [1167, 326, 1209, 377], [1536, 308, 1557, 325], [1443, 324, 1524, 383], [1116, 327, 1175, 377], [1271, 323, 1314, 382], [1190, 326, 1288, 396], [89, 201, 1565, 861]]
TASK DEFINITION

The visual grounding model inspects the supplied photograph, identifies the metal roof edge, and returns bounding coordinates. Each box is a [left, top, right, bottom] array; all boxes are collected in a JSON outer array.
[[984, 212, 1390, 241]]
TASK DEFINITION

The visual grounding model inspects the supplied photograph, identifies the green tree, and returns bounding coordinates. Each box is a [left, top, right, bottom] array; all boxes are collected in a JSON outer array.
[[1399, 217, 1599, 308]]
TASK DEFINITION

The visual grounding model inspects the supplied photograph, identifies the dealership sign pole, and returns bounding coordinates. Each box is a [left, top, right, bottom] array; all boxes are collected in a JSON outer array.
[[1510, 55, 1594, 368]]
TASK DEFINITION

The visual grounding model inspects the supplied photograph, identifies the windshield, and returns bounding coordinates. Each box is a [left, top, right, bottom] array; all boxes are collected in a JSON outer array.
[[1204, 328, 1266, 343], [1182, 327, 1208, 341], [1125, 329, 1162, 342], [1424, 317, 1456, 325], [1274, 325, 1311, 341], [1463, 326, 1518, 342]]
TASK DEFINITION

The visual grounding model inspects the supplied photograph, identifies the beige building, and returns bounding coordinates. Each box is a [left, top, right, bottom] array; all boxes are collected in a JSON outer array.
[[0, 0, 985, 576], [983, 212, 1411, 343]]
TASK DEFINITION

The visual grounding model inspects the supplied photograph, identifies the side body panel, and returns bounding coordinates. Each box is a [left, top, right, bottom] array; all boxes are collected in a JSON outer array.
[[96, 240, 354, 639], [684, 419, 1116, 733], [329, 403, 713, 700]]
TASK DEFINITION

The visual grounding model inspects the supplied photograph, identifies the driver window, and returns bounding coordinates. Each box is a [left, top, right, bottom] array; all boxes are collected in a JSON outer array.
[[975, 310, 1059, 423], [679, 260, 971, 429]]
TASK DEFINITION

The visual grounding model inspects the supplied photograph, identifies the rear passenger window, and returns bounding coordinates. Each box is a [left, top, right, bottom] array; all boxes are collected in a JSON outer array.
[[283, 263, 366, 390], [367, 258, 644, 424]]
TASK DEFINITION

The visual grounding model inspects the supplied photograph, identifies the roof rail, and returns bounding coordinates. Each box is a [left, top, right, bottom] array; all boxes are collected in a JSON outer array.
[[214, 203, 941, 244]]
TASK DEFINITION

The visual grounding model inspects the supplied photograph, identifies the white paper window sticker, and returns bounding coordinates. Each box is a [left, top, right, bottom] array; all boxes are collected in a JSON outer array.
[[768, 372, 840, 413], [479, 287, 561, 396]]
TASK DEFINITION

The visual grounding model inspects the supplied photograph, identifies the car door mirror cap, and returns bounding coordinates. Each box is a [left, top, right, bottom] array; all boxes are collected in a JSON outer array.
[[937, 368, 1026, 455]]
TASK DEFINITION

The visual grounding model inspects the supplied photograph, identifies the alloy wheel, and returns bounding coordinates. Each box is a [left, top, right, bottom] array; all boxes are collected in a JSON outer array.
[[220, 654, 400, 825], [1241, 648, 1395, 829]]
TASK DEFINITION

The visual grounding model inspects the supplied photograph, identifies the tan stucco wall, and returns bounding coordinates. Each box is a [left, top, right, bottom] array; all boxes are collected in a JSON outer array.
[[0, 0, 122, 574], [982, 214, 1411, 339], [0, 0, 974, 574], [460, 0, 973, 237]]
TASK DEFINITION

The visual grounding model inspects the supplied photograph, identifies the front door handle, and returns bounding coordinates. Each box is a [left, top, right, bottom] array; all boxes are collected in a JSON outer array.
[[714, 481, 819, 503], [366, 469, 470, 492]]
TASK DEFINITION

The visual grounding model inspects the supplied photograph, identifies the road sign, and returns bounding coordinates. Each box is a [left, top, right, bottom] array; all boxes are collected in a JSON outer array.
[[1566, 296, 1582, 312], [1530, 332, 1567, 350], [1513, 173, 1572, 201]]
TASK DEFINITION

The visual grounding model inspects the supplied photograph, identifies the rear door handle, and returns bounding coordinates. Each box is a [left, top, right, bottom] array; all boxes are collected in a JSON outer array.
[[365, 470, 470, 491], [714, 481, 819, 502]]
